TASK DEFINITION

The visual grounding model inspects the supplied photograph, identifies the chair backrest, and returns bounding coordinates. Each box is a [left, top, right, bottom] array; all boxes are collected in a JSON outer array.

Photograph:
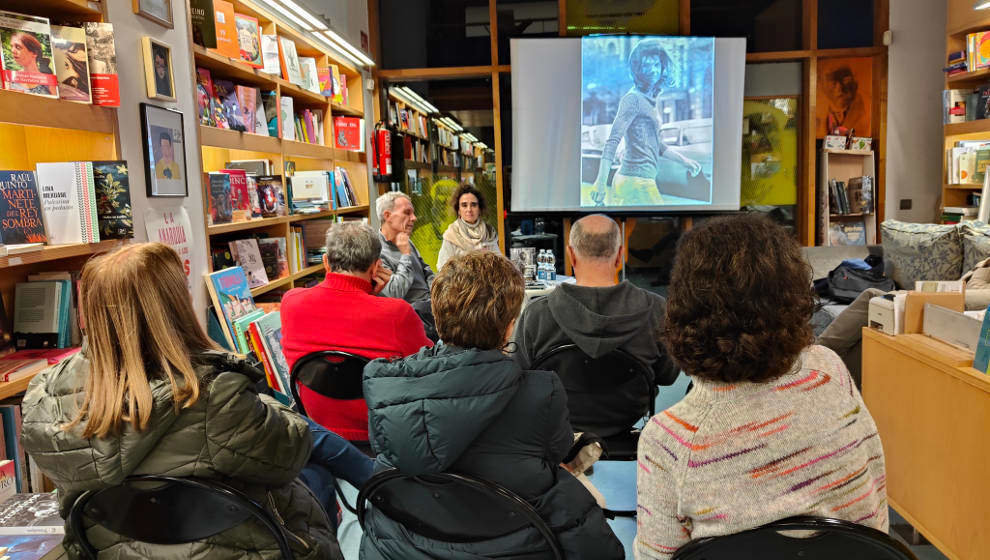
[[533, 344, 655, 437], [68, 475, 295, 560], [357, 468, 562, 559], [672, 516, 919, 560], [289, 350, 370, 418]]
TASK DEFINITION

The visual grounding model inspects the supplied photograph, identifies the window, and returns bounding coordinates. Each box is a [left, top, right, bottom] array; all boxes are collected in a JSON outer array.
[[818, 0, 874, 49], [496, 0, 558, 64], [380, 0, 492, 69], [690, 0, 802, 52]]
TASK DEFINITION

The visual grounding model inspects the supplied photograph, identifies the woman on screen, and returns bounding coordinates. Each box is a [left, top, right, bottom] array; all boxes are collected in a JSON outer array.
[[591, 39, 701, 206]]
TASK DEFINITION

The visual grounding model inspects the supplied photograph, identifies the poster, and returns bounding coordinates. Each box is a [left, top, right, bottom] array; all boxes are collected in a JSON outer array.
[[816, 57, 872, 138], [144, 206, 193, 291], [741, 97, 798, 207]]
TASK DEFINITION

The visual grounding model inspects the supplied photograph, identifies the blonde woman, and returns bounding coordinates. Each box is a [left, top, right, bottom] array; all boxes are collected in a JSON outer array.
[[21, 243, 341, 560], [436, 184, 499, 271]]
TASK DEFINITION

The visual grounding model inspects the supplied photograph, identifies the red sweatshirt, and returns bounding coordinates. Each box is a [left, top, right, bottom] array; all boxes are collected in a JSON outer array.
[[281, 272, 432, 441]]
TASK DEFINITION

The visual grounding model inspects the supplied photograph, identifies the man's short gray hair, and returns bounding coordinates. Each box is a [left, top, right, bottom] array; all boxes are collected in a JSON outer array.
[[569, 214, 621, 260], [324, 222, 382, 273], [376, 191, 411, 223]]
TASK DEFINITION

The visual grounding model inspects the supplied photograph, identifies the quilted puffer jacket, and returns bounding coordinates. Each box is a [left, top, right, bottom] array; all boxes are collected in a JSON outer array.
[[360, 343, 624, 559], [20, 348, 340, 560]]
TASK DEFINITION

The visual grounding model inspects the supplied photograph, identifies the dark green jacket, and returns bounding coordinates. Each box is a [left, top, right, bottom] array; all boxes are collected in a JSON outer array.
[[361, 343, 624, 559], [20, 349, 340, 560]]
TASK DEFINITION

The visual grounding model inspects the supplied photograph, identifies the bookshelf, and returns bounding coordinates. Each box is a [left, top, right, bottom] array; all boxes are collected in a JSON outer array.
[[186, 0, 371, 297], [819, 149, 877, 246]]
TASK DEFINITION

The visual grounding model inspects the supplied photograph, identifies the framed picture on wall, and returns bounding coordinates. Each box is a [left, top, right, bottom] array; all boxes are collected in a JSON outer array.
[[141, 103, 188, 197], [142, 36, 175, 101], [133, 0, 173, 29], [816, 57, 873, 138]]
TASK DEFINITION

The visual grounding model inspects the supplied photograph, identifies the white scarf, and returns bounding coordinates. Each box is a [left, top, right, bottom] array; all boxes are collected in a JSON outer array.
[[443, 218, 497, 252]]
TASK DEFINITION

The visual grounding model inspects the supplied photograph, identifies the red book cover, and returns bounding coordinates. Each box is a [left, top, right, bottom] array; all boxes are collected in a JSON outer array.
[[219, 169, 250, 218], [332, 116, 363, 151], [0, 348, 79, 365], [84, 22, 119, 106]]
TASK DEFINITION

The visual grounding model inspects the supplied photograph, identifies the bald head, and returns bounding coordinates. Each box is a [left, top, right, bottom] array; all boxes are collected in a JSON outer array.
[[569, 214, 621, 261]]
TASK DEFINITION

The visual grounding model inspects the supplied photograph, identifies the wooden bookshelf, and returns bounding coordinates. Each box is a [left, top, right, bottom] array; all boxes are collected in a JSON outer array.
[[0, 240, 123, 270], [0, 90, 117, 134], [5, 0, 102, 19], [946, 67, 990, 85], [250, 276, 293, 297], [945, 183, 983, 190], [945, 120, 990, 135], [0, 374, 40, 401]]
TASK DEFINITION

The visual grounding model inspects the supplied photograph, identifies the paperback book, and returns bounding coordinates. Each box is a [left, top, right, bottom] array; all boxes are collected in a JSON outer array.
[[205, 266, 258, 348], [92, 161, 133, 240], [277, 36, 302, 87], [298, 56, 320, 94], [0, 493, 62, 535], [235, 85, 256, 133], [207, 172, 233, 225], [256, 175, 286, 217], [35, 162, 99, 245], [214, 79, 245, 132], [260, 34, 279, 75], [83, 22, 118, 106], [219, 169, 251, 220], [333, 116, 364, 152], [210, 0, 238, 59], [50, 25, 90, 104], [0, 11, 57, 98], [258, 237, 289, 279], [228, 238, 269, 288], [234, 13, 262, 68], [196, 67, 215, 126], [0, 171, 46, 246], [189, 0, 217, 48]]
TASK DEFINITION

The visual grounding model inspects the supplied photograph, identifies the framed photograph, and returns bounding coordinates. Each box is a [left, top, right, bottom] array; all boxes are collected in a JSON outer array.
[[133, 0, 173, 29], [141, 103, 188, 197], [141, 36, 175, 101]]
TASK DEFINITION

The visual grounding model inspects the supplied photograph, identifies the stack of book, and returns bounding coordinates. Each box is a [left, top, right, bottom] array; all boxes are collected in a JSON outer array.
[[828, 176, 873, 215], [211, 236, 289, 289], [13, 271, 83, 350], [942, 205, 978, 225], [206, 168, 286, 226], [945, 49, 968, 77], [946, 140, 990, 184]]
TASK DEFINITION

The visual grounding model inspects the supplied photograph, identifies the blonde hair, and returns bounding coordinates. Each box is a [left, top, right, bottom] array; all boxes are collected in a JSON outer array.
[[66, 242, 217, 438]]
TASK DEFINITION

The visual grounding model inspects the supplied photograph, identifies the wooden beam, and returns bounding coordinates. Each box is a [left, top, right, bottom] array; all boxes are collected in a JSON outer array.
[[367, 0, 381, 66], [679, 0, 690, 35], [802, 56, 818, 246], [490, 0, 499, 66], [378, 66, 499, 80], [804, 0, 817, 50], [746, 50, 813, 62], [492, 70, 506, 255], [816, 46, 887, 59], [874, 53, 888, 237], [874, 0, 890, 47], [559, 0, 567, 37]]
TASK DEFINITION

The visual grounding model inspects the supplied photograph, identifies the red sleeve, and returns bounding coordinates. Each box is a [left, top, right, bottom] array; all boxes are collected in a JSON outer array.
[[395, 303, 432, 356]]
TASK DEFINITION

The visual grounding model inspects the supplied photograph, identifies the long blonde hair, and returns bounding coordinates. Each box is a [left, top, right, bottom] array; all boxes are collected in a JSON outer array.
[[66, 242, 217, 438]]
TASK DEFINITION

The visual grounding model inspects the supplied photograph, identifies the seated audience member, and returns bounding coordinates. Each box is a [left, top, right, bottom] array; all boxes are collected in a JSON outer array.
[[514, 213, 679, 437], [281, 222, 431, 443], [636, 215, 887, 558], [436, 183, 499, 271], [376, 191, 434, 303], [21, 243, 340, 559], [361, 252, 624, 559]]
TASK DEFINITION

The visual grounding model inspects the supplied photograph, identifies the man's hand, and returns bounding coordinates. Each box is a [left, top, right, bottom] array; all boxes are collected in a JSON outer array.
[[395, 232, 412, 255], [590, 180, 609, 206], [372, 267, 393, 295]]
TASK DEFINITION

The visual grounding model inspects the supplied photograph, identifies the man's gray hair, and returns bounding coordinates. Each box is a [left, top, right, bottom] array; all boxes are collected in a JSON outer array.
[[569, 214, 621, 260], [324, 222, 382, 273], [376, 191, 411, 223]]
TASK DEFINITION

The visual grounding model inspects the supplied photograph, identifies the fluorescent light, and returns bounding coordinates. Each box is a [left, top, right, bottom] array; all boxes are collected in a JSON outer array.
[[390, 88, 433, 115], [258, 0, 313, 30], [976, 0, 990, 9], [278, 0, 328, 30], [310, 33, 365, 67], [323, 29, 376, 67], [398, 87, 438, 113]]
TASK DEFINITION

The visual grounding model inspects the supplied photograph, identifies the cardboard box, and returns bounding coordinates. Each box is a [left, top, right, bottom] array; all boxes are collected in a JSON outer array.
[[824, 135, 847, 150], [903, 291, 965, 334], [850, 137, 873, 151]]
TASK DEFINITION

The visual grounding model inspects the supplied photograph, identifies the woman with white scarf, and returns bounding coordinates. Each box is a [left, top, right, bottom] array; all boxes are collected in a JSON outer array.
[[436, 184, 499, 271]]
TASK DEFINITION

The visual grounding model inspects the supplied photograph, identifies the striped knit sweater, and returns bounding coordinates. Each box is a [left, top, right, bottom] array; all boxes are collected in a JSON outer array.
[[635, 345, 887, 558]]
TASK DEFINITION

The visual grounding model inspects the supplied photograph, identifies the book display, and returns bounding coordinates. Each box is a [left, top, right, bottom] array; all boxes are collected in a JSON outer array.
[[817, 149, 877, 246]]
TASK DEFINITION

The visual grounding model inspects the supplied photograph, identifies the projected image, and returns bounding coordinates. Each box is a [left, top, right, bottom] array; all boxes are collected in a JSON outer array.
[[581, 36, 714, 207]]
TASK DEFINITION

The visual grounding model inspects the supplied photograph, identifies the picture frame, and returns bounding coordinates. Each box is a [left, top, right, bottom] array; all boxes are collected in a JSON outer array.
[[141, 103, 188, 198], [141, 36, 175, 101], [133, 0, 174, 29]]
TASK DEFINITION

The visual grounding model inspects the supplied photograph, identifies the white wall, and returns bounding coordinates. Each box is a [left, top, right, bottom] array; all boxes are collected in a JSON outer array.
[[886, 0, 946, 222], [106, 1, 209, 318], [295, 0, 370, 55]]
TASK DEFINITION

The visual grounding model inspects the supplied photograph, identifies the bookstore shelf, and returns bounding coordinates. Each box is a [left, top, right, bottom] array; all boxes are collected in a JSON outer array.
[[192, 46, 272, 88], [948, 18, 990, 38], [250, 276, 293, 297], [294, 264, 324, 278], [335, 204, 370, 215], [332, 104, 363, 118], [7, 0, 101, 19], [944, 183, 983, 190], [199, 125, 281, 153], [0, 374, 40, 402], [207, 216, 287, 235], [287, 210, 334, 222], [0, 90, 117, 134], [405, 161, 430, 169], [945, 120, 990, 135], [276, 79, 327, 105], [283, 140, 333, 159], [334, 150, 366, 163], [830, 212, 872, 219], [822, 149, 874, 156], [0, 240, 123, 270], [947, 68, 990, 84]]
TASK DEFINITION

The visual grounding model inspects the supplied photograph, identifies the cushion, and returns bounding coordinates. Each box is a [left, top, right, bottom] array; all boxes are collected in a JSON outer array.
[[960, 221, 990, 274], [880, 220, 962, 288], [962, 257, 990, 289]]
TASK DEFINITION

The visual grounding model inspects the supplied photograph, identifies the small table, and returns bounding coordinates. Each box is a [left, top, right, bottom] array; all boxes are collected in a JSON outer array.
[[522, 276, 574, 312]]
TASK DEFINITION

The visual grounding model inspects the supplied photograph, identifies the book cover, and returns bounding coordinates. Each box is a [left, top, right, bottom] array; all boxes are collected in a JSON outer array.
[[196, 67, 214, 126], [247, 322, 281, 394], [828, 221, 867, 246], [277, 36, 302, 86], [0, 359, 46, 383], [298, 56, 320, 94], [263, 90, 278, 137], [0, 462, 14, 505], [975, 148, 990, 185], [978, 85, 990, 121], [214, 79, 245, 132], [254, 311, 292, 403], [0, 407, 25, 493], [976, 31, 990, 70], [207, 172, 232, 225], [234, 13, 262, 68], [333, 116, 364, 152], [846, 176, 873, 214], [35, 162, 98, 245], [189, 0, 217, 48], [0, 11, 57, 98], [280, 95, 295, 140], [0, 171, 46, 246], [0, 493, 63, 535], [219, 169, 250, 219], [252, 87, 268, 136], [91, 161, 132, 240], [211, 244, 235, 270], [228, 239, 268, 288], [210, 0, 238, 59], [232, 308, 264, 354], [82, 22, 118, 106], [330, 65, 343, 104], [245, 175, 261, 217], [260, 34, 279, 75], [13, 281, 60, 350], [317, 66, 332, 96], [944, 89, 968, 125], [257, 237, 289, 279], [235, 85, 256, 134], [256, 175, 285, 217], [205, 267, 257, 348], [50, 25, 90, 104]]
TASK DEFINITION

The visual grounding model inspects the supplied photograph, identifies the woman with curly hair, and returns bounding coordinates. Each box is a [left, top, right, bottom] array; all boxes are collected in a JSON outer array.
[[436, 183, 499, 271], [635, 214, 887, 558], [591, 38, 701, 207]]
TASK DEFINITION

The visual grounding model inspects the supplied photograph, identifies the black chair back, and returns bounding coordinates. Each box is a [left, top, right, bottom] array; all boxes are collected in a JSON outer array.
[[68, 475, 295, 560], [672, 516, 918, 560], [358, 468, 563, 559], [533, 344, 655, 440], [289, 350, 369, 418]]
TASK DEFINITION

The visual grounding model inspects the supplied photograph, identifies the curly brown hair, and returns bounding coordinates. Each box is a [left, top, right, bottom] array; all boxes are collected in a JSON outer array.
[[431, 251, 523, 350], [663, 214, 815, 384], [450, 183, 487, 217]]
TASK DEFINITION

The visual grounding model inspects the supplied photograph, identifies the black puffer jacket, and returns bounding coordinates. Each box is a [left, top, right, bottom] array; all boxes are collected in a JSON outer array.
[[361, 343, 624, 559]]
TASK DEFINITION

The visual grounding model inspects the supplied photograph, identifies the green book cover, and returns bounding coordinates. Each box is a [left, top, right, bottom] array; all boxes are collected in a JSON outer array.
[[232, 309, 265, 354], [973, 307, 990, 373], [973, 147, 990, 184]]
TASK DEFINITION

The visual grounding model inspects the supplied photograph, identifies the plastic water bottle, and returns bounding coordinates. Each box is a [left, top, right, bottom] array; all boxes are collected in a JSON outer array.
[[546, 250, 556, 282], [536, 250, 547, 281]]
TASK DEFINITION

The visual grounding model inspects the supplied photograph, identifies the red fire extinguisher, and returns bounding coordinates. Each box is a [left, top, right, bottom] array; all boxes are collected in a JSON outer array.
[[373, 123, 392, 181]]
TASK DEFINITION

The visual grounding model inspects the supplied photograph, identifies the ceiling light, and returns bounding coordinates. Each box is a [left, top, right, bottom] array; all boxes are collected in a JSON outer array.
[[398, 87, 438, 113], [258, 0, 312, 30], [324, 29, 376, 67], [310, 33, 364, 67], [278, 0, 328, 30], [976, 0, 990, 9]]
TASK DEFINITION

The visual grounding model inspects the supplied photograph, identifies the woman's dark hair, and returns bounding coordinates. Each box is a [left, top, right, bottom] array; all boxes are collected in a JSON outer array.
[[12, 32, 51, 73], [450, 183, 487, 216], [663, 214, 815, 384], [63, 48, 89, 94], [432, 251, 523, 350], [628, 39, 672, 96]]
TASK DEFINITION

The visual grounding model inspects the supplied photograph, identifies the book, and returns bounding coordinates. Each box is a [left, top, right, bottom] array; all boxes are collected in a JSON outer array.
[[205, 267, 258, 348], [256, 175, 286, 217], [12, 282, 60, 350], [229, 239, 268, 289], [0, 534, 62, 560], [214, 79, 245, 132], [189, 0, 217, 48], [0, 462, 14, 505], [944, 205, 978, 216], [277, 36, 303, 86], [828, 220, 867, 246], [0, 347, 78, 365], [252, 87, 268, 135], [317, 66, 333, 96], [280, 95, 295, 140], [0, 407, 25, 493], [969, 31, 990, 70], [50, 26, 90, 104], [91, 161, 133, 240], [253, 312, 292, 403], [232, 308, 265, 353], [0, 11, 57, 98], [845, 176, 873, 214], [340, 73, 348, 105], [258, 237, 289, 279], [196, 67, 214, 126], [298, 57, 320, 94], [235, 85, 256, 134], [83, 22, 118, 106], [977, 84, 990, 120], [330, 65, 343, 104], [234, 13, 262, 68], [0, 493, 63, 535], [975, 148, 990, 185], [0, 359, 46, 383], [210, 0, 238, 59], [333, 116, 364, 152], [0, 171, 46, 246], [246, 321, 281, 395], [943, 89, 968, 125], [207, 172, 233, 225], [219, 169, 250, 220], [211, 244, 235, 271], [224, 159, 269, 175], [260, 34, 279, 75], [262, 90, 278, 137], [35, 162, 98, 245], [245, 175, 261, 217]]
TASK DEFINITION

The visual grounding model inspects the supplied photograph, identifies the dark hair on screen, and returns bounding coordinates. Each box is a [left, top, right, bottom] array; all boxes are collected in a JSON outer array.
[[449, 183, 487, 216], [662, 214, 815, 384]]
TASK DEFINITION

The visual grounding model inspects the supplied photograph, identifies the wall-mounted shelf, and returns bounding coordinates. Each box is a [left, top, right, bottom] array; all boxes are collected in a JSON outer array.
[[0, 240, 124, 270]]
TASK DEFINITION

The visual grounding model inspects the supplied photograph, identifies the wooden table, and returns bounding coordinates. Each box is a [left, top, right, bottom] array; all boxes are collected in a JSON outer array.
[[862, 329, 990, 560]]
